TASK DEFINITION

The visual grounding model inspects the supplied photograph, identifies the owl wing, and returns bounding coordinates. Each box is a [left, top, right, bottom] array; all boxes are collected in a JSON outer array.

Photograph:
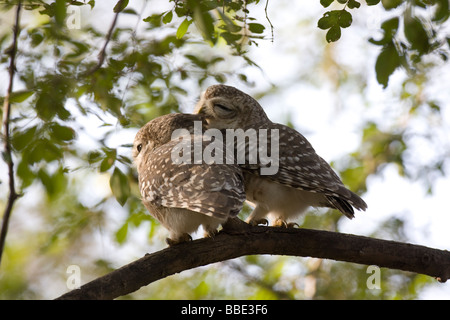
[[246, 123, 367, 217], [139, 138, 245, 220]]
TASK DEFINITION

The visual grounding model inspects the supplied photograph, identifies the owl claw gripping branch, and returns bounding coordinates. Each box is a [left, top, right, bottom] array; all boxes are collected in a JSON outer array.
[[133, 85, 367, 245]]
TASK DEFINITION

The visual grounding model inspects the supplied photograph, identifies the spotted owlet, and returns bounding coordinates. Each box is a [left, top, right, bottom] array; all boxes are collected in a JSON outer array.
[[194, 84, 367, 227], [132, 113, 246, 245]]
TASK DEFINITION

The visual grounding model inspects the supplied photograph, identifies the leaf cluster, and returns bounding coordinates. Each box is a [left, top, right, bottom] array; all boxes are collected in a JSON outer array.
[[318, 0, 450, 87], [144, 0, 266, 54]]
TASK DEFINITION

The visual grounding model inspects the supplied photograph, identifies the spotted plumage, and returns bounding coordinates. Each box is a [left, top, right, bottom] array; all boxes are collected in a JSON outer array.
[[133, 113, 246, 245], [195, 84, 367, 226]]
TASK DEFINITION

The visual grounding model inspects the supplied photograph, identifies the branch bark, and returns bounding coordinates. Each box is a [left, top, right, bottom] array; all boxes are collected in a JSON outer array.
[[0, 1, 22, 268], [56, 219, 450, 300]]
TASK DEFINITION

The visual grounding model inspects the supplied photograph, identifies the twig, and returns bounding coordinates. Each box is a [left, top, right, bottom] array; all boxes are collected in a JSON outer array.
[[0, 1, 22, 268], [265, 0, 274, 42], [56, 220, 450, 300], [83, 0, 128, 76]]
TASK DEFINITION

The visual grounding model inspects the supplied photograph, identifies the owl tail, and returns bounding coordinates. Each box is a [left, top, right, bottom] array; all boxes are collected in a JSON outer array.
[[326, 192, 367, 219]]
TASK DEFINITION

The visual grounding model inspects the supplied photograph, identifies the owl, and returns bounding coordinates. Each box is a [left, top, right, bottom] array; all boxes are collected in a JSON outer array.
[[194, 84, 367, 227], [132, 113, 246, 245]]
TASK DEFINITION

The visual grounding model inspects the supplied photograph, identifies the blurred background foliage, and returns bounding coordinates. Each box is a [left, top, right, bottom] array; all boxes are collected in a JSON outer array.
[[0, 0, 449, 299]]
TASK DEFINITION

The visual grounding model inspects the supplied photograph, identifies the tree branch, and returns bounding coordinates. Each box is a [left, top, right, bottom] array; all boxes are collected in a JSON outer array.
[[56, 219, 450, 300], [0, 1, 22, 268]]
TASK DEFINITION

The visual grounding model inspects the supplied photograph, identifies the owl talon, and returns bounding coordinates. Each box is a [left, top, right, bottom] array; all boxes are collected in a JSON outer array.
[[273, 219, 288, 228], [286, 222, 300, 228], [204, 229, 219, 238], [247, 218, 269, 226], [166, 233, 192, 246], [274, 220, 299, 228], [255, 218, 269, 226]]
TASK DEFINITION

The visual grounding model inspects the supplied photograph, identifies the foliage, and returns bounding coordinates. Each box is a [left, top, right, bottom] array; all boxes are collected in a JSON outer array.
[[0, 0, 448, 299], [318, 0, 450, 87]]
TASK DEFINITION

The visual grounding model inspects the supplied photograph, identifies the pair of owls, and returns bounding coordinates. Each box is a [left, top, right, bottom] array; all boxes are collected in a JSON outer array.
[[132, 85, 367, 245]]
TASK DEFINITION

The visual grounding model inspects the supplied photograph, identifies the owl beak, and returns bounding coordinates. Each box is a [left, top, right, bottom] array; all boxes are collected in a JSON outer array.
[[195, 103, 204, 114], [196, 105, 212, 121]]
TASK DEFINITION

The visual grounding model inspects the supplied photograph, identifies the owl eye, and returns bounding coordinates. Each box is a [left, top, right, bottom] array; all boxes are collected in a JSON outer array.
[[213, 103, 236, 119], [214, 103, 232, 112], [137, 144, 143, 153]]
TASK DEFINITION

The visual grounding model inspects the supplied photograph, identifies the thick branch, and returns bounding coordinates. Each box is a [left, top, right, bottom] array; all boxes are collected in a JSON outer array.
[[56, 220, 450, 300], [0, 1, 22, 268]]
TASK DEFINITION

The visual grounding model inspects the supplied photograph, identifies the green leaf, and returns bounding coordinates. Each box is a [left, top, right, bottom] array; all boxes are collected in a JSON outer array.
[[39, 3, 54, 17], [318, 11, 338, 30], [338, 10, 352, 28], [366, 0, 381, 5], [381, 0, 403, 10], [248, 23, 265, 34], [404, 16, 430, 54], [30, 30, 44, 47], [99, 149, 116, 172], [337, 0, 347, 3], [17, 158, 34, 190], [320, 0, 334, 8], [29, 139, 63, 163], [326, 25, 341, 42], [192, 5, 215, 43], [348, 0, 361, 9], [176, 18, 192, 39], [185, 54, 208, 68], [110, 167, 130, 206], [382, 16, 399, 37], [369, 17, 399, 45], [11, 126, 37, 151], [214, 74, 226, 83], [9, 90, 34, 103], [1, 150, 11, 164], [375, 42, 401, 88], [54, 167, 68, 197], [434, 0, 449, 23], [36, 93, 57, 121], [37, 166, 67, 198], [115, 222, 128, 244], [49, 123, 76, 142], [122, 8, 137, 15], [216, 8, 241, 33], [88, 0, 95, 9], [54, 0, 67, 27], [162, 10, 173, 24], [143, 13, 164, 27], [87, 151, 102, 164], [38, 168, 53, 195], [221, 32, 242, 45], [340, 166, 366, 192], [113, 0, 129, 13]]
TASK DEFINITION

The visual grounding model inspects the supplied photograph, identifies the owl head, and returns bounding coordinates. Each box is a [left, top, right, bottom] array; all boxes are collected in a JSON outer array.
[[132, 113, 205, 167], [194, 84, 270, 130]]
